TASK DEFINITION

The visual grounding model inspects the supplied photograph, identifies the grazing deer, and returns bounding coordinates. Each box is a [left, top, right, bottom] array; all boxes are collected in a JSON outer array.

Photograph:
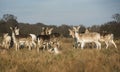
[[2, 33, 11, 49], [73, 26, 101, 49]]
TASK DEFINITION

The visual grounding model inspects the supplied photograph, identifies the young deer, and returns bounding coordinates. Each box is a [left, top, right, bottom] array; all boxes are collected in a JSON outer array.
[[73, 26, 101, 49]]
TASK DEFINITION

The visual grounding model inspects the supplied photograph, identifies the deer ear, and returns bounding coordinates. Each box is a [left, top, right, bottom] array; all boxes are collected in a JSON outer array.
[[51, 28, 53, 30], [68, 29, 72, 32], [15, 26, 18, 29], [10, 27, 13, 30], [4, 33, 8, 35], [49, 28, 53, 31], [77, 26, 80, 29], [73, 26, 76, 30]]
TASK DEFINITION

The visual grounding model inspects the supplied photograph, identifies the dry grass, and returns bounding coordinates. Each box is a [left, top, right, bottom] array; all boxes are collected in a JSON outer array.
[[0, 38, 120, 72]]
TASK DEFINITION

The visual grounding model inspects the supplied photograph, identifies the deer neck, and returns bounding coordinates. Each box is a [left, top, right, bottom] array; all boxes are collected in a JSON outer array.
[[75, 31, 79, 38], [11, 30, 16, 42]]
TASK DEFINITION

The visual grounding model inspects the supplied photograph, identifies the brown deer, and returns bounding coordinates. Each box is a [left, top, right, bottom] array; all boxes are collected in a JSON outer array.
[[10, 26, 33, 51]]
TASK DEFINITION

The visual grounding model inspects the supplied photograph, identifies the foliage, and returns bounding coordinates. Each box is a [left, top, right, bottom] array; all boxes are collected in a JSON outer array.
[[112, 13, 120, 23], [0, 14, 120, 38], [2, 14, 17, 22], [100, 21, 120, 39]]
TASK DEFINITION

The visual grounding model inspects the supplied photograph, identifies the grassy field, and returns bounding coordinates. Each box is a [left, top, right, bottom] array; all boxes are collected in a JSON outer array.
[[0, 38, 120, 72]]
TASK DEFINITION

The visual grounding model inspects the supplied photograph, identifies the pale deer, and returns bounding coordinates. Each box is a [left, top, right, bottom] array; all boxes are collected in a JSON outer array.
[[100, 33, 117, 49], [48, 42, 61, 55], [85, 29, 117, 49], [2, 33, 11, 49], [68, 29, 75, 38], [68, 29, 79, 48], [73, 26, 101, 49], [29, 33, 37, 48]]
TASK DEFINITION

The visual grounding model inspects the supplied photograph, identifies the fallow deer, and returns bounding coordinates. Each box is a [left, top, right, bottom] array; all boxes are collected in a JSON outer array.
[[68, 29, 79, 48], [10, 26, 33, 51], [37, 27, 61, 52], [73, 26, 101, 49], [100, 32, 117, 49], [2, 33, 11, 49], [85, 29, 117, 49]]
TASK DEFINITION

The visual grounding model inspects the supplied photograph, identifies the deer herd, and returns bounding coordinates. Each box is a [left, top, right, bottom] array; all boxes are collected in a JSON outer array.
[[0, 26, 117, 54]]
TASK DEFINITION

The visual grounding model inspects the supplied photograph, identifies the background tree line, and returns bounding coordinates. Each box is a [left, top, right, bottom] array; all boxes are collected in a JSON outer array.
[[0, 13, 120, 39]]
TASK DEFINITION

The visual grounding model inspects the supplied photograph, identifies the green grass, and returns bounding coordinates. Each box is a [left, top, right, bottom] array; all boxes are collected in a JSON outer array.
[[0, 38, 120, 72]]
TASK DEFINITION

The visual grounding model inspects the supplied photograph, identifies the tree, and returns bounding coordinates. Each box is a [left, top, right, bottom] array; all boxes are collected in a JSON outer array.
[[0, 14, 18, 36], [112, 13, 120, 23], [89, 25, 100, 32], [100, 21, 120, 39], [58, 24, 71, 37], [2, 14, 17, 22]]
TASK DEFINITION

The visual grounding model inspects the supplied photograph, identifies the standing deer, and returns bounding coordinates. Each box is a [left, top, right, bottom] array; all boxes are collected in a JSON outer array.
[[10, 26, 33, 51], [85, 29, 117, 49], [100, 33, 117, 49], [68, 29, 79, 48], [37, 27, 61, 52], [73, 26, 101, 49]]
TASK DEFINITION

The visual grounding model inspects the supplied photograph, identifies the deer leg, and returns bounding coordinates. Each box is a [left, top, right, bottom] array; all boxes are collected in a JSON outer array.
[[111, 40, 117, 48], [32, 41, 36, 48], [95, 41, 101, 50], [105, 41, 109, 49], [81, 42, 85, 50]]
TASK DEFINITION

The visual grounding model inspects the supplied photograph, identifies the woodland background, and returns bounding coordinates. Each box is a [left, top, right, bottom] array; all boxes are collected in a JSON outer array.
[[0, 13, 120, 38]]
